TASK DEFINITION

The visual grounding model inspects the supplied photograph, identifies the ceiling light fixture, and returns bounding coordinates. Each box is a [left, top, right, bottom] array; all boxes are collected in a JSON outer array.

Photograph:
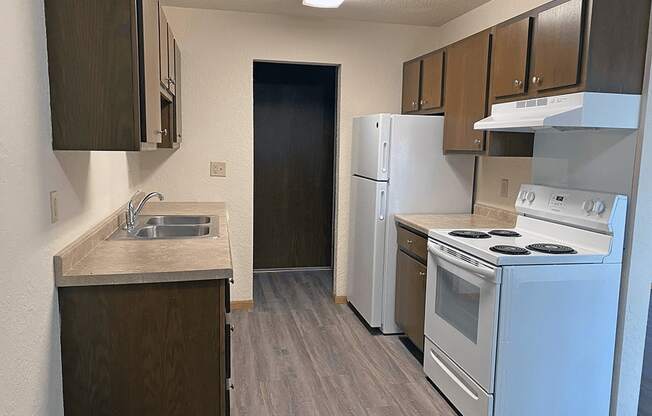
[[302, 0, 344, 8]]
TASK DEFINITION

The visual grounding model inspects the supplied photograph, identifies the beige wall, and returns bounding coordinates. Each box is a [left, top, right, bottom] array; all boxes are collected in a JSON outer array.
[[475, 157, 533, 211], [153, 7, 438, 300], [0, 1, 145, 414]]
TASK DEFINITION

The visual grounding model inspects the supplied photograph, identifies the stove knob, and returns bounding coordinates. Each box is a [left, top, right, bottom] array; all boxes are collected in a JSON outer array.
[[582, 200, 595, 213], [593, 200, 606, 215], [519, 191, 527, 202], [526, 191, 536, 203]]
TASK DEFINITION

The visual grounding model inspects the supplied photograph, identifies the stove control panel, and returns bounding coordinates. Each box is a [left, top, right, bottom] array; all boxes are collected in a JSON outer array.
[[515, 184, 627, 234], [548, 193, 568, 211]]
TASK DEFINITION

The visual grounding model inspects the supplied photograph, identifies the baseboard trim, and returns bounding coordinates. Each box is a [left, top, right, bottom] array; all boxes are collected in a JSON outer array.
[[333, 295, 347, 304], [230, 300, 254, 311], [254, 267, 333, 274]]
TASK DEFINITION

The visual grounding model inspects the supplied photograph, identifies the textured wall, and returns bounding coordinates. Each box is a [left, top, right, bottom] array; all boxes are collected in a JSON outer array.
[[475, 157, 533, 211], [0, 1, 144, 414], [149, 7, 438, 300]]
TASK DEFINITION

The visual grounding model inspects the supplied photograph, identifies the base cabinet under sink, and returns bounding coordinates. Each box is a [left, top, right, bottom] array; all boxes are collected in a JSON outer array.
[[58, 279, 232, 416]]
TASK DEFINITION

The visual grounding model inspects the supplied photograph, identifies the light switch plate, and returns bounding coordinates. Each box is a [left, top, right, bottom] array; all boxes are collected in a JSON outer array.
[[210, 162, 226, 177], [50, 191, 59, 223]]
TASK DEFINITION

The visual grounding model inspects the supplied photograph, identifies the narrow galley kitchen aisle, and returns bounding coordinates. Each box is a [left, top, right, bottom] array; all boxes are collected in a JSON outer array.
[[229, 271, 456, 415]]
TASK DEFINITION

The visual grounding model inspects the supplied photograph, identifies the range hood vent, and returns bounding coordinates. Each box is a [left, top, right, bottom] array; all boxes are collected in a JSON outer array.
[[474, 92, 641, 133]]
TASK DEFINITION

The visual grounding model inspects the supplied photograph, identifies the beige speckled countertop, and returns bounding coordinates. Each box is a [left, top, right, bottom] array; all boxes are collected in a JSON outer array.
[[395, 213, 516, 235], [54, 202, 232, 287]]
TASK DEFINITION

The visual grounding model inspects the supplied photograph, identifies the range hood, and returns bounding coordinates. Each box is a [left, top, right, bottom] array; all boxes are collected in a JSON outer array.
[[474, 92, 641, 133]]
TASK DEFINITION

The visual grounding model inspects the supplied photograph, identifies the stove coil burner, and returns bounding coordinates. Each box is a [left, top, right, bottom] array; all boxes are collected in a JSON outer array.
[[488, 230, 522, 237], [526, 243, 578, 254], [449, 230, 491, 239], [490, 245, 530, 255]]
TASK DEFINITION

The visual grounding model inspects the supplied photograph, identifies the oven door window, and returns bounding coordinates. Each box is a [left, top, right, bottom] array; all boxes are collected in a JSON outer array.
[[435, 267, 481, 344]]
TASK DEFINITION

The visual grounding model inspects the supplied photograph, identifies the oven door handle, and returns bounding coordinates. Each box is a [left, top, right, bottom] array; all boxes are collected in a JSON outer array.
[[428, 242, 499, 283]]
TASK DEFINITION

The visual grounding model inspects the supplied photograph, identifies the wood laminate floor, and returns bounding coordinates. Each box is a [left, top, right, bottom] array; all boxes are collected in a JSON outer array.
[[231, 270, 457, 416]]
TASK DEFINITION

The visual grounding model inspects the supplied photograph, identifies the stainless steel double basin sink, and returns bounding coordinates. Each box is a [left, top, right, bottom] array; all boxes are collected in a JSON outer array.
[[110, 215, 219, 240]]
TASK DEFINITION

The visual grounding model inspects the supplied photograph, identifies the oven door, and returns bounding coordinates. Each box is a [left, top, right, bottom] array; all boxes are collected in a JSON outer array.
[[425, 241, 501, 393]]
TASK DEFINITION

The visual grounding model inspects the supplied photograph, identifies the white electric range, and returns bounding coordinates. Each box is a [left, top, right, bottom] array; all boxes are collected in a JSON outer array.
[[423, 184, 627, 416]]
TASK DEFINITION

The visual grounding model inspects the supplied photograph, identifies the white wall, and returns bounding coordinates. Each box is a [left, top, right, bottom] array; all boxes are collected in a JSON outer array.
[[532, 129, 638, 195], [152, 7, 438, 301], [0, 1, 144, 414]]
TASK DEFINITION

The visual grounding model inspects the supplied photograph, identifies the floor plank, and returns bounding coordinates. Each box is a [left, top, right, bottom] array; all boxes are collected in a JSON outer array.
[[231, 270, 457, 416]]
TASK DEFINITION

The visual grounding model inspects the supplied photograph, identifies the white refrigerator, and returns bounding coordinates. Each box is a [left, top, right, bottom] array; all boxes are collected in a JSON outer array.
[[348, 114, 475, 334]]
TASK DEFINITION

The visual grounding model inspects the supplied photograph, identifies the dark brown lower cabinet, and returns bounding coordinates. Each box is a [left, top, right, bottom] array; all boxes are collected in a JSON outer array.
[[58, 279, 231, 416], [395, 226, 428, 352]]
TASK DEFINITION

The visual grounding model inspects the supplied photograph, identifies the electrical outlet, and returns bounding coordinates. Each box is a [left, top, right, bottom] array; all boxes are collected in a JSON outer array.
[[210, 162, 226, 177], [50, 191, 59, 223], [500, 179, 509, 198]]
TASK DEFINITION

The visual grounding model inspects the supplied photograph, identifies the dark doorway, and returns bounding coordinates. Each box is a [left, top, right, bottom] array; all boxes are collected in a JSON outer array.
[[253, 62, 337, 270]]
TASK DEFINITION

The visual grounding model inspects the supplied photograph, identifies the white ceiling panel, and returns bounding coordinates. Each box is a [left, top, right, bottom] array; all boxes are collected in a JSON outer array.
[[161, 0, 493, 26]]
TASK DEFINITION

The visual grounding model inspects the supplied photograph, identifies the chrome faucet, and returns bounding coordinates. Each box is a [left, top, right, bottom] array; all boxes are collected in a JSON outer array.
[[125, 192, 164, 232]]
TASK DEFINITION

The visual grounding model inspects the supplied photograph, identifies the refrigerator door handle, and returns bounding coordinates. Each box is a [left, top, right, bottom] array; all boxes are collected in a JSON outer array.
[[381, 141, 389, 173], [378, 189, 386, 221]]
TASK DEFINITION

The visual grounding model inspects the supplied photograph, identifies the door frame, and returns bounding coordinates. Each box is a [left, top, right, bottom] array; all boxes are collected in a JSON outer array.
[[252, 60, 341, 298]]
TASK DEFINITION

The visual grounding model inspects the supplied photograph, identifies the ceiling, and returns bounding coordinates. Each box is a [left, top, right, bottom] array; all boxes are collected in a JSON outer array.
[[161, 0, 493, 27]]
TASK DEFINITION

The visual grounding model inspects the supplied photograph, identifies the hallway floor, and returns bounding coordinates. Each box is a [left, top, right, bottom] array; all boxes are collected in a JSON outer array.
[[230, 270, 457, 415]]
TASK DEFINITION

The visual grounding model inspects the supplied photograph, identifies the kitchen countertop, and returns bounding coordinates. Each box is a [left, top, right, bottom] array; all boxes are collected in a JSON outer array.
[[54, 202, 233, 287], [395, 213, 516, 235]]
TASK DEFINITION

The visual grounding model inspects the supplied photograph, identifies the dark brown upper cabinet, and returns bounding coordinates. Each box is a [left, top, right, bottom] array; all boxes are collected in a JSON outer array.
[[157, 6, 182, 149], [45, 0, 163, 151], [402, 60, 421, 113], [174, 43, 183, 145], [420, 51, 445, 112], [168, 28, 177, 95], [159, 6, 170, 91], [502, 0, 651, 101], [402, 51, 445, 114], [491, 17, 532, 99], [530, 0, 584, 93], [443, 30, 491, 154]]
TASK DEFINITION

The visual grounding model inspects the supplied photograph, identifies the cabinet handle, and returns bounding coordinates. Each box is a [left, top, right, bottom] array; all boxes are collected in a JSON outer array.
[[513, 79, 523, 88], [419, 271, 426, 277], [420, 99, 427, 105], [406, 239, 413, 245], [474, 138, 482, 145], [532, 76, 543, 85], [156, 129, 168, 136], [229, 277, 234, 284], [412, 100, 417, 108]]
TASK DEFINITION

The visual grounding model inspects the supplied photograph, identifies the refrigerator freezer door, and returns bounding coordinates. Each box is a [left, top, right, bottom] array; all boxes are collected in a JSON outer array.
[[352, 114, 391, 181], [348, 176, 388, 327]]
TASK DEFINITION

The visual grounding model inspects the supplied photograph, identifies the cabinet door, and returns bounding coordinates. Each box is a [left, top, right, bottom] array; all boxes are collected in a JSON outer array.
[[443, 30, 491, 153], [158, 6, 169, 89], [167, 26, 176, 95], [395, 250, 426, 351], [420, 51, 444, 111], [402, 60, 421, 113], [174, 42, 183, 144], [492, 17, 532, 99], [531, 0, 584, 92], [141, 0, 162, 146]]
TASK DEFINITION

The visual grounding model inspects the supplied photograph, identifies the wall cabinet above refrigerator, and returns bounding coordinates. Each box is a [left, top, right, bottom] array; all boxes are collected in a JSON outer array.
[[402, 50, 445, 115], [44, 0, 182, 151]]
